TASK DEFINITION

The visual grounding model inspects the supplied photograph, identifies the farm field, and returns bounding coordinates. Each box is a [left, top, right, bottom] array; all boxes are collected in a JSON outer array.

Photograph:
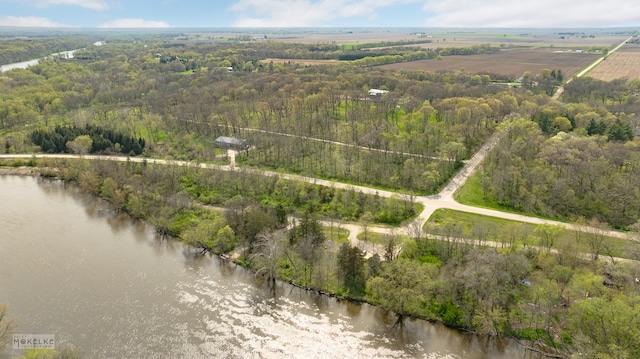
[[404, 32, 628, 49], [211, 28, 630, 47], [586, 45, 640, 81], [378, 49, 600, 79]]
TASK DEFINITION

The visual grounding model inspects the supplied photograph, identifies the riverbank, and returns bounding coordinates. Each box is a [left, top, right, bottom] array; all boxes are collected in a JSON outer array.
[[0, 165, 560, 358], [0, 167, 40, 176], [7, 174, 531, 359]]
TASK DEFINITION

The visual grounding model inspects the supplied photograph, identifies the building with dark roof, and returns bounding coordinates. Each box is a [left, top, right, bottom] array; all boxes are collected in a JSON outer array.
[[214, 136, 250, 150]]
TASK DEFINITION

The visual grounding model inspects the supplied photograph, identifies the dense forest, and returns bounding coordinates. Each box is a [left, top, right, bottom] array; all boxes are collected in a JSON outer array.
[[1, 35, 640, 358], [1, 39, 559, 194], [30, 124, 145, 155], [475, 118, 640, 229]]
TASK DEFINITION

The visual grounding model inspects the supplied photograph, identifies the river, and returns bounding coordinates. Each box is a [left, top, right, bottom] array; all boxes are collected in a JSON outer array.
[[0, 41, 103, 73], [0, 175, 540, 358], [0, 51, 76, 73]]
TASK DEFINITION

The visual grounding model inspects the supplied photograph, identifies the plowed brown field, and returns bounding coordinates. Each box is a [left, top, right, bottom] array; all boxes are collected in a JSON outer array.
[[378, 50, 600, 79], [586, 46, 640, 81]]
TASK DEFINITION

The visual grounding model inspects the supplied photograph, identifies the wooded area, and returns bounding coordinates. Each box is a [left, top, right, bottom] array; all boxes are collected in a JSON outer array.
[[2, 34, 640, 358]]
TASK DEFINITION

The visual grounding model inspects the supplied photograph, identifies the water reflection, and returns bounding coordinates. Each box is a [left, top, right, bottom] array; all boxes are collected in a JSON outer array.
[[0, 176, 540, 359]]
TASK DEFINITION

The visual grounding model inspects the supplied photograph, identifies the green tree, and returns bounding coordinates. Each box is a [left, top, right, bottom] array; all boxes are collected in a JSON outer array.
[[19, 346, 82, 359], [367, 258, 438, 318], [212, 225, 237, 254], [586, 118, 607, 135], [336, 243, 366, 294], [534, 224, 565, 253], [65, 135, 92, 154], [472, 306, 507, 336], [568, 294, 640, 359], [181, 217, 227, 252], [606, 118, 634, 142], [553, 116, 572, 132]]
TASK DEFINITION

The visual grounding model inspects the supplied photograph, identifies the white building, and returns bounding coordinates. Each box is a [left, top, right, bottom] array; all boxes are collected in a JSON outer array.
[[368, 89, 389, 97]]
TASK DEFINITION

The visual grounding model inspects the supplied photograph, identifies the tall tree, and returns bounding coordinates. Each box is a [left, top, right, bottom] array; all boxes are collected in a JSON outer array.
[[367, 258, 438, 318], [336, 243, 366, 294], [569, 294, 640, 359]]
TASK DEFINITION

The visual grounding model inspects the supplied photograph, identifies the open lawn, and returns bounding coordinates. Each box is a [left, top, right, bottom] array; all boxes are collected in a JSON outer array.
[[426, 209, 637, 260], [586, 45, 640, 81], [454, 169, 573, 222], [323, 226, 350, 243], [378, 49, 600, 79]]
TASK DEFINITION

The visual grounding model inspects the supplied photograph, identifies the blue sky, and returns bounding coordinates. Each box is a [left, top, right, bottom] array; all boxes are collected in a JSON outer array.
[[0, 0, 639, 28]]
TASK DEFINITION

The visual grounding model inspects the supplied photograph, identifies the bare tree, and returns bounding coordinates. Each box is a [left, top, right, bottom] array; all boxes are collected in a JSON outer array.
[[585, 218, 610, 261], [0, 304, 16, 352], [250, 230, 283, 286]]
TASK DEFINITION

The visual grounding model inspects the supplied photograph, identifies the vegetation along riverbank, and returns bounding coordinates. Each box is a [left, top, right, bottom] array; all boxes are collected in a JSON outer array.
[[2, 30, 640, 358]]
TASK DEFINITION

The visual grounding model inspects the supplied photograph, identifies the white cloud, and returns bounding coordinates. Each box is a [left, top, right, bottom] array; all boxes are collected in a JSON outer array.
[[228, 0, 640, 27], [421, 0, 640, 27], [0, 16, 69, 27], [229, 0, 421, 27], [99, 18, 171, 28], [32, 0, 110, 11]]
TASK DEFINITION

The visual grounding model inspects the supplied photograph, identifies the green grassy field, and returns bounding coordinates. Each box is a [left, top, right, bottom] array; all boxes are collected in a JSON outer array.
[[454, 170, 569, 222], [426, 208, 636, 259], [323, 226, 350, 244]]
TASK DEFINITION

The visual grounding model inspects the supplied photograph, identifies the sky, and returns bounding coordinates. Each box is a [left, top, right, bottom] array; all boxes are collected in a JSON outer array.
[[0, 0, 639, 28]]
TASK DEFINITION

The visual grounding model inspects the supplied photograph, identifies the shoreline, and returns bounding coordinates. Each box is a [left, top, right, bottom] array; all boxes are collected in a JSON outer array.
[[0, 167, 561, 358], [0, 167, 41, 176]]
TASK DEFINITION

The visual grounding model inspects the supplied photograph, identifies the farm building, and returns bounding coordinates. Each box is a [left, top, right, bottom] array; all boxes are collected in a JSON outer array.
[[214, 136, 250, 150], [368, 89, 389, 97]]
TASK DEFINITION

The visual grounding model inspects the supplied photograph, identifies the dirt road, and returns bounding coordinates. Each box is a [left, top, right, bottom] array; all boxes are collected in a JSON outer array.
[[0, 130, 632, 250]]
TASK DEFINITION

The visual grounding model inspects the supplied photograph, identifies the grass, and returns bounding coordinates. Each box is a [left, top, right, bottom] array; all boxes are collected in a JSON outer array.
[[357, 231, 384, 244], [426, 209, 636, 260], [323, 226, 350, 244], [356, 230, 409, 245], [454, 170, 511, 210], [454, 170, 569, 222]]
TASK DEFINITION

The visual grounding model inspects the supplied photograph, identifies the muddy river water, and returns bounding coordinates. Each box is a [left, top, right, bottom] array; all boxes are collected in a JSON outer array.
[[0, 175, 539, 358]]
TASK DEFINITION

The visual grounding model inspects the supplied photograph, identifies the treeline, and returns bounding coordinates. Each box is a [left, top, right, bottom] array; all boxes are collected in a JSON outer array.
[[308, 39, 433, 52], [0, 36, 93, 65], [30, 125, 145, 155], [433, 43, 502, 57], [563, 76, 636, 105], [341, 38, 433, 51], [70, 41, 503, 73]]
